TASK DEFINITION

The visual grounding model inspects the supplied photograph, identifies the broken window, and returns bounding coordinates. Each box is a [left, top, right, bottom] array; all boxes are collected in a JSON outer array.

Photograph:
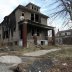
[[31, 13, 41, 23], [35, 14, 39, 22], [31, 13, 34, 21], [32, 6, 33, 9], [65, 33, 67, 36], [41, 41, 45, 45], [34, 7, 36, 10], [22, 12, 24, 16], [37, 8, 38, 11], [3, 31, 5, 39], [5, 31, 9, 38]]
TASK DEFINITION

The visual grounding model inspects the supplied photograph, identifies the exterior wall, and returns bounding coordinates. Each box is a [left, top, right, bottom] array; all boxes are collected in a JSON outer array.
[[13, 9, 21, 41], [14, 9, 48, 42], [15, 9, 31, 22], [26, 4, 40, 12], [37, 40, 48, 45], [56, 30, 72, 45], [0, 6, 48, 46], [55, 37, 63, 45], [15, 9, 48, 26], [24, 11, 31, 20], [27, 30, 47, 40], [41, 17, 47, 25], [14, 9, 31, 41], [27, 29, 48, 45], [0, 26, 2, 41], [27, 39, 48, 47], [27, 4, 32, 9]]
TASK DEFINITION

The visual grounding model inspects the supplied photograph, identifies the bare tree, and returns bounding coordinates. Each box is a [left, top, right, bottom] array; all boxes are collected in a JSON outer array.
[[45, 0, 72, 29], [59, 0, 72, 20]]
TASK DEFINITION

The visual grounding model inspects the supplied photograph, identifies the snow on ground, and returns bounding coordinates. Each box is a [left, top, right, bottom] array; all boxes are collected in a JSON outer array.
[[0, 55, 22, 64]]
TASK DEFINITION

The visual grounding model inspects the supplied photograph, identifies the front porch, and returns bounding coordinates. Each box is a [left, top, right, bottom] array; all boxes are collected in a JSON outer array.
[[18, 19, 55, 47]]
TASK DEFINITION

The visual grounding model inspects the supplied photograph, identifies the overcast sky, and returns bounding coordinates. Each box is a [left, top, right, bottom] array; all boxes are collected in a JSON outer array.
[[0, 0, 72, 32]]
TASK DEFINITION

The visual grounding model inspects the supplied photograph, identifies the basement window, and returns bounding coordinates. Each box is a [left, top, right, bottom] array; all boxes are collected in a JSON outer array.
[[41, 41, 45, 45]]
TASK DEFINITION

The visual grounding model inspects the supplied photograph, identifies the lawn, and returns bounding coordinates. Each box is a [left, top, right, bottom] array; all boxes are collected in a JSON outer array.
[[40, 46, 72, 72]]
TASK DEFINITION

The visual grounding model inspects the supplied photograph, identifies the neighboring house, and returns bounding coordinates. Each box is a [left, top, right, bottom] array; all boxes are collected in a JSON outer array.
[[0, 3, 55, 47], [56, 29, 72, 45]]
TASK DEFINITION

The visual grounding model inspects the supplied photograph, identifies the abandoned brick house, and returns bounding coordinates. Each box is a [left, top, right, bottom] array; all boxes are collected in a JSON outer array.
[[56, 29, 72, 45], [0, 3, 55, 47]]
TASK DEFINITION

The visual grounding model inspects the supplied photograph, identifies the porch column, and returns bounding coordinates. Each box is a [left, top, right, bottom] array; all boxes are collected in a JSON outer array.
[[52, 29, 55, 45], [22, 20, 28, 47]]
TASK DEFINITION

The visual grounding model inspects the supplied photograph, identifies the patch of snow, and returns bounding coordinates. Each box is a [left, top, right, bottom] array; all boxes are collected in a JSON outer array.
[[0, 55, 22, 64]]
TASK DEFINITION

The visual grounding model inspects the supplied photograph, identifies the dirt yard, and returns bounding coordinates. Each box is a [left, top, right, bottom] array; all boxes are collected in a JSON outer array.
[[0, 45, 72, 72]]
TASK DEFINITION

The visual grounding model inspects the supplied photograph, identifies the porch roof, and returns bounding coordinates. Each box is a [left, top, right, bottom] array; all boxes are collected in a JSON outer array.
[[28, 20, 54, 30], [18, 20, 54, 30]]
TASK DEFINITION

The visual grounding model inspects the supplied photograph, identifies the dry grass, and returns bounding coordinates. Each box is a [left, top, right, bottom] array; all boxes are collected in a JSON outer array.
[[40, 47, 72, 60]]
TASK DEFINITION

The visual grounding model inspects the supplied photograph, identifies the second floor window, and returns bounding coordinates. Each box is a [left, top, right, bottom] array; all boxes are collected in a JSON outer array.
[[31, 13, 34, 21], [61, 33, 65, 36], [22, 12, 24, 16], [35, 14, 39, 22], [67, 32, 71, 35], [31, 13, 40, 22]]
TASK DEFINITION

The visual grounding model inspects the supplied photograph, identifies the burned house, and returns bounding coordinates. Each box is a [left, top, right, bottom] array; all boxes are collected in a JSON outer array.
[[56, 29, 72, 45], [0, 3, 55, 47]]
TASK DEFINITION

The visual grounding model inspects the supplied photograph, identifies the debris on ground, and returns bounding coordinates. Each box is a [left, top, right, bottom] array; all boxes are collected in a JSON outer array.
[[48, 58, 72, 72], [13, 58, 53, 72]]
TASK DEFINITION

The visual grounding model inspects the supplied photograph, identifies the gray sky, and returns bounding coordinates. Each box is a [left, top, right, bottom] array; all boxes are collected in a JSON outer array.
[[0, 0, 72, 32]]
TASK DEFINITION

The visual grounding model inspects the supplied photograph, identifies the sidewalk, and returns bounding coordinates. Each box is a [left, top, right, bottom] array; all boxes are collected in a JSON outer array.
[[23, 48, 61, 56]]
